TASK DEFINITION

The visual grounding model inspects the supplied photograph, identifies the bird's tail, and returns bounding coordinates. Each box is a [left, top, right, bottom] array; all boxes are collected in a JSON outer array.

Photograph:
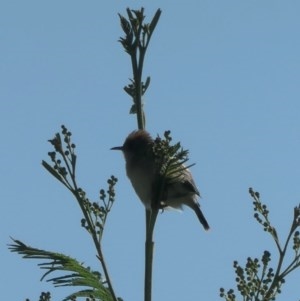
[[193, 203, 210, 230]]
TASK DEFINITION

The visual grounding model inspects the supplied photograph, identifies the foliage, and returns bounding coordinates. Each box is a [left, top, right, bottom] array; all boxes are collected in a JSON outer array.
[[9, 239, 113, 301], [119, 7, 161, 129], [153, 130, 195, 181], [10, 125, 120, 301], [220, 188, 300, 301], [151, 130, 195, 209]]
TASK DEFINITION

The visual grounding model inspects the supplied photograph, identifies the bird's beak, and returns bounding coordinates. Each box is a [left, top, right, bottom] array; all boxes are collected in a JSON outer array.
[[110, 146, 123, 151]]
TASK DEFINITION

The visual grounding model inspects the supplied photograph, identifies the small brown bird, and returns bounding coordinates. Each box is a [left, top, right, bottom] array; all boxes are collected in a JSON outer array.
[[111, 130, 209, 230]]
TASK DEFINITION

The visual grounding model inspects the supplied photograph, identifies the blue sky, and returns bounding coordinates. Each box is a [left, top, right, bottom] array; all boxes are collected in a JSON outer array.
[[1, 1, 300, 301]]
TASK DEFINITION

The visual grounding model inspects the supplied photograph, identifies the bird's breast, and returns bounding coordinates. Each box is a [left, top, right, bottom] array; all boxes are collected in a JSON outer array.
[[126, 165, 153, 209]]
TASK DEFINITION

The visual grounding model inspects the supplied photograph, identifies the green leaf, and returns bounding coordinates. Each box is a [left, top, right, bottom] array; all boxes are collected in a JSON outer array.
[[118, 13, 131, 35], [9, 238, 114, 301], [62, 289, 113, 301], [149, 9, 162, 34], [142, 76, 151, 94], [42, 160, 64, 184]]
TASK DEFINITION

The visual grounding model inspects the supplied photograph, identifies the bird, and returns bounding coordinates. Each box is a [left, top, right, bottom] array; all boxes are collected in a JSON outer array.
[[111, 130, 210, 230]]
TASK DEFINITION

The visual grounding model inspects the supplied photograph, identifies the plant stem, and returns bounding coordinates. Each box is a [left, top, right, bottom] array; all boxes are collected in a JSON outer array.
[[145, 209, 158, 301], [121, 8, 161, 301], [96, 244, 118, 301]]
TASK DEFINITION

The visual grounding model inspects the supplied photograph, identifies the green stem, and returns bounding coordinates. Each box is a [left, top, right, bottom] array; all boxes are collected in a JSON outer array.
[[133, 62, 144, 130], [265, 216, 296, 300], [145, 209, 158, 301]]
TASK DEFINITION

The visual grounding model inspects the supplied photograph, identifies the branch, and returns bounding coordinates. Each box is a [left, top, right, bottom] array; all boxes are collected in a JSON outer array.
[[220, 189, 300, 301]]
